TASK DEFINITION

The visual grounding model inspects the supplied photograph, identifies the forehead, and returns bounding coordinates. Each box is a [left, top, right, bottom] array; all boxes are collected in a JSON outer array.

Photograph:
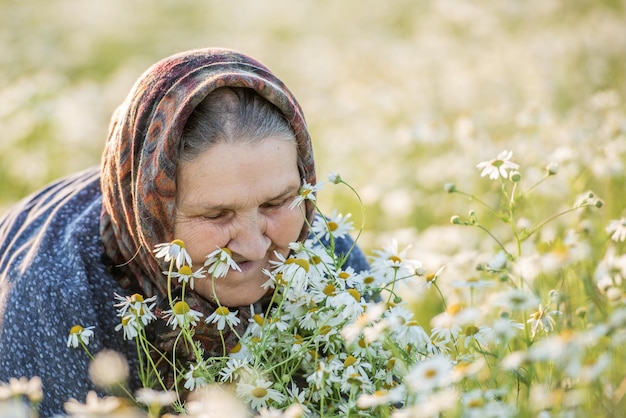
[[175, 138, 301, 209]]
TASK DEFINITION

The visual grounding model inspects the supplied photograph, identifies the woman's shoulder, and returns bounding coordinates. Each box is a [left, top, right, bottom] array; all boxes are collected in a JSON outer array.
[[0, 166, 105, 289], [0, 167, 101, 247]]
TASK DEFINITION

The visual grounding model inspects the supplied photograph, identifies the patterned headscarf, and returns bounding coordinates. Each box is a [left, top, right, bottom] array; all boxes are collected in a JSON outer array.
[[99, 48, 316, 369], [100, 47, 315, 297]]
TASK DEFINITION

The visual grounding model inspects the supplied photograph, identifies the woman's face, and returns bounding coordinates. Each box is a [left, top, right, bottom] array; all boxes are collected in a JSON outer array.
[[173, 138, 305, 307]]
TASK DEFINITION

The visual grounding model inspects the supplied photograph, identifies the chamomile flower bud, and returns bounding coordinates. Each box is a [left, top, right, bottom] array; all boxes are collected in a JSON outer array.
[[509, 170, 521, 182], [444, 183, 457, 193], [450, 215, 461, 225], [546, 162, 559, 176], [327, 171, 342, 184], [89, 350, 129, 388]]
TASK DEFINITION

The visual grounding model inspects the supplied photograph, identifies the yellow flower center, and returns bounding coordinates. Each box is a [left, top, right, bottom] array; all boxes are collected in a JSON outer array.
[[173, 301, 190, 315], [221, 248, 232, 257], [363, 276, 375, 285], [310, 255, 322, 265], [285, 257, 310, 272], [251, 387, 268, 398], [465, 325, 479, 336], [386, 358, 396, 370], [328, 221, 338, 231], [178, 265, 193, 276], [446, 302, 464, 315], [347, 288, 361, 301], [467, 397, 484, 408], [69, 325, 84, 335], [425, 367, 438, 379], [130, 293, 145, 303], [171, 239, 186, 248], [216, 306, 230, 316], [338, 271, 350, 280], [253, 314, 265, 326], [388, 255, 402, 263], [319, 325, 332, 335], [323, 284, 336, 296], [343, 355, 357, 368], [230, 342, 242, 354], [347, 374, 362, 385]]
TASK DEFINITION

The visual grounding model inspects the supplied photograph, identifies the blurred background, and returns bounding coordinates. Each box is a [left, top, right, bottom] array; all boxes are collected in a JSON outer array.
[[1, 0, 625, 257]]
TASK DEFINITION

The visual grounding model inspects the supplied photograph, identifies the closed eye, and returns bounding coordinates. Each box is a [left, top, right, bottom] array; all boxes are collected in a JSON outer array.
[[261, 196, 293, 210], [202, 211, 230, 220]]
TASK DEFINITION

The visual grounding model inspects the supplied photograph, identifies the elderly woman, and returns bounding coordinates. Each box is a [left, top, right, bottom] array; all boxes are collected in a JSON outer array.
[[0, 48, 368, 416]]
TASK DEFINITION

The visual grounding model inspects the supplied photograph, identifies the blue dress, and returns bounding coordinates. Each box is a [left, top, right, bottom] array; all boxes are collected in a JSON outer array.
[[0, 167, 370, 417]]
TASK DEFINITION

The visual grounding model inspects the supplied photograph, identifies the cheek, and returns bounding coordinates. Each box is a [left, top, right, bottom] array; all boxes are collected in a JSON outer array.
[[267, 208, 305, 247], [174, 222, 229, 265]]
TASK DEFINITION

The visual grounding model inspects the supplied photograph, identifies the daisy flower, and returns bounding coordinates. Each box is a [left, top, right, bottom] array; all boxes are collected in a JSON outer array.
[[115, 314, 140, 340], [64, 391, 121, 416], [153, 239, 192, 269], [236, 377, 286, 410], [492, 317, 524, 345], [219, 358, 252, 383], [527, 303, 561, 339], [184, 361, 209, 391], [0, 376, 43, 402], [492, 289, 539, 311], [463, 324, 494, 349], [289, 181, 323, 210], [135, 388, 177, 409], [404, 355, 454, 393], [205, 247, 241, 279], [67, 324, 95, 348], [369, 240, 417, 283], [163, 301, 203, 330], [114, 293, 157, 325], [269, 252, 311, 295], [386, 306, 430, 348], [206, 306, 240, 331], [357, 388, 405, 409], [311, 211, 354, 241], [476, 150, 520, 180], [168, 265, 206, 289], [606, 217, 626, 242]]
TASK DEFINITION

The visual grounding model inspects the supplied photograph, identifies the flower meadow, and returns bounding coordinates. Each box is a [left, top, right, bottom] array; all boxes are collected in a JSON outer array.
[[2, 152, 626, 417], [3, 1, 626, 417]]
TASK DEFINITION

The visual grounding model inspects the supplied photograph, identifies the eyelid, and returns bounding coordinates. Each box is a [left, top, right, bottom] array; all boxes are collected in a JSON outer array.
[[203, 210, 230, 220], [262, 196, 293, 209]]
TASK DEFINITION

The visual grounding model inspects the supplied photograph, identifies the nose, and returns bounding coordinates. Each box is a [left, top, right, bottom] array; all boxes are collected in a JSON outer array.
[[226, 211, 271, 261]]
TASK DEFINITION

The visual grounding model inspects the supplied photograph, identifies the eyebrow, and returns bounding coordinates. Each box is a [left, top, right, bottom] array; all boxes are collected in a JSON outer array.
[[195, 181, 301, 212]]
